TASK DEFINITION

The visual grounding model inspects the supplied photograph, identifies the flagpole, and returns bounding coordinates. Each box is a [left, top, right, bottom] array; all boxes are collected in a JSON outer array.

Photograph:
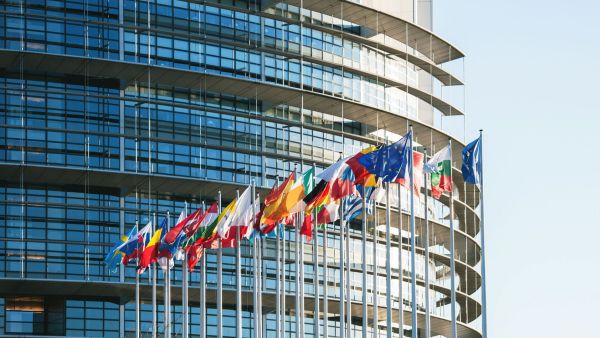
[[299, 201, 305, 338], [478, 130, 488, 338], [182, 202, 189, 338], [217, 190, 223, 338], [323, 191, 329, 338], [253, 181, 262, 338], [281, 205, 287, 338], [200, 201, 206, 338], [236, 189, 242, 338], [164, 211, 170, 338], [385, 182, 392, 338], [293, 167, 300, 337], [274, 176, 282, 338], [448, 139, 458, 338], [135, 220, 140, 338], [397, 182, 404, 337], [312, 163, 320, 338], [345, 196, 352, 338], [361, 185, 367, 338], [408, 125, 418, 338], [423, 149, 431, 338], [373, 200, 378, 338], [152, 212, 157, 338]]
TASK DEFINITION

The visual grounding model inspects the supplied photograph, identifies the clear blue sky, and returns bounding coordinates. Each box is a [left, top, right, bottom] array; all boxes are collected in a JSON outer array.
[[435, 1, 600, 337]]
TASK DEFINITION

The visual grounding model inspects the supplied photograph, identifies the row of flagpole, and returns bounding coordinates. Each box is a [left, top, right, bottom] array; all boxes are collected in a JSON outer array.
[[112, 130, 486, 338]]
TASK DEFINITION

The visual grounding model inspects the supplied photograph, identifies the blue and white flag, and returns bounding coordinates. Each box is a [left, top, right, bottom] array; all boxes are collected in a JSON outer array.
[[342, 194, 363, 222], [461, 137, 482, 185]]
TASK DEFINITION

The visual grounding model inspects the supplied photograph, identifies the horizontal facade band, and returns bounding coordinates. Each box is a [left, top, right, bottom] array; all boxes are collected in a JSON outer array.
[[267, 0, 465, 64], [0, 278, 482, 338], [0, 50, 465, 146], [0, 6, 463, 86]]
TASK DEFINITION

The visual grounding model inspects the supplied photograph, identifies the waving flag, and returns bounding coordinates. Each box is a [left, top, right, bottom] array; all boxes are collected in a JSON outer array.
[[229, 186, 257, 240], [260, 173, 295, 231], [425, 144, 452, 199], [287, 168, 315, 215], [104, 227, 136, 273], [181, 202, 219, 248], [163, 208, 202, 245], [356, 131, 412, 183], [120, 221, 152, 265], [347, 145, 380, 185], [342, 193, 363, 222], [461, 137, 482, 185], [396, 151, 424, 197], [137, 224, 163, 274]]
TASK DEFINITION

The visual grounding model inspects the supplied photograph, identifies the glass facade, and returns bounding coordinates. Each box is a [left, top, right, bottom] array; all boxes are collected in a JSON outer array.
[[0, 0, 481, 337]]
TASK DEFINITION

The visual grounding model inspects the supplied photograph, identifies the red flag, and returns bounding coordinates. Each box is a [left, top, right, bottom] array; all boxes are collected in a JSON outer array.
[[300, 213, 313, 242], [186, 244, 204, 272], [164, 208, 202, 244]]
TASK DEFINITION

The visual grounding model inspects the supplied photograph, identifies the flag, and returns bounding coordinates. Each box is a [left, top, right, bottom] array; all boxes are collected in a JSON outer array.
[[346, 145, 380, 185], [287, 168, 315, 215], [163, 208, 201, 245], [317, 158, 355, 201], [120, 221, 152, 265], [396, 151, 424, 197], [194, 198, 237, 247], [229, 186, 257, 240], [137, 225, 162, 274], [316, 200, 340, 225], [300, 213, 315, 241], [220, 225, 248, 248], [462, 137, 482, 185], [186, 243, 204, 272], [104, 227, 136, 273], [180, 201, 219, 248], [260, 173, 295, 231], [342, 193, 363, 222], [302, 179, 330, 213], [356, 131, 412, 183], [425, 144, 452, 199]]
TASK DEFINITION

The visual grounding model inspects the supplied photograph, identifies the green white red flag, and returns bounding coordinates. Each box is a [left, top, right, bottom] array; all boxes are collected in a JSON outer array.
[[424, 144, 452, 199]]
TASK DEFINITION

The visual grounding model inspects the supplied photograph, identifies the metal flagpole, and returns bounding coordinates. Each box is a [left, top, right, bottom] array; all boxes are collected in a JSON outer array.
[[299, 210, 305, 337], [312, 163, 320, 338], [152, 213, 157, 338], [478, 130, 488, 338], [182, 203, 189, 338], [339, 196, 346, 338], [275, 178, 282, 338], [282, 206, 287, 338], [346, 197, 352, 338], [448, 140, 458, 338], [398, 181, 404, 337], [294, 167, 301, 337], [200, 202, 206, 338], [236, 189, 242, 338], [373, 200, 378, 338], [423, 149, 431, 338], [254, 182, 262, 338], [408, 126, 418, 338], [323, 193, 329, 338], [217, 191, 223, 338], [164, 211, 170, 338], [385, 183, 392, 338], [361, 186, 367, 338], [135, 220, 140, 338]]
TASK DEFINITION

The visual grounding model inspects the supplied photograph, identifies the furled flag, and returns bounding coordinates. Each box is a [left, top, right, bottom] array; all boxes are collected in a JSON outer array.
[[137, 221, 164, 274], [356, 131, 412, 183], [396, 151, 424, 197], [104, 227, 136, 273], [260, 174, 295, 233], [461, 137, 482, 185], [120, 221, 153, 265], [424, 144, 452, 199], [186, 243, 204, 272]]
